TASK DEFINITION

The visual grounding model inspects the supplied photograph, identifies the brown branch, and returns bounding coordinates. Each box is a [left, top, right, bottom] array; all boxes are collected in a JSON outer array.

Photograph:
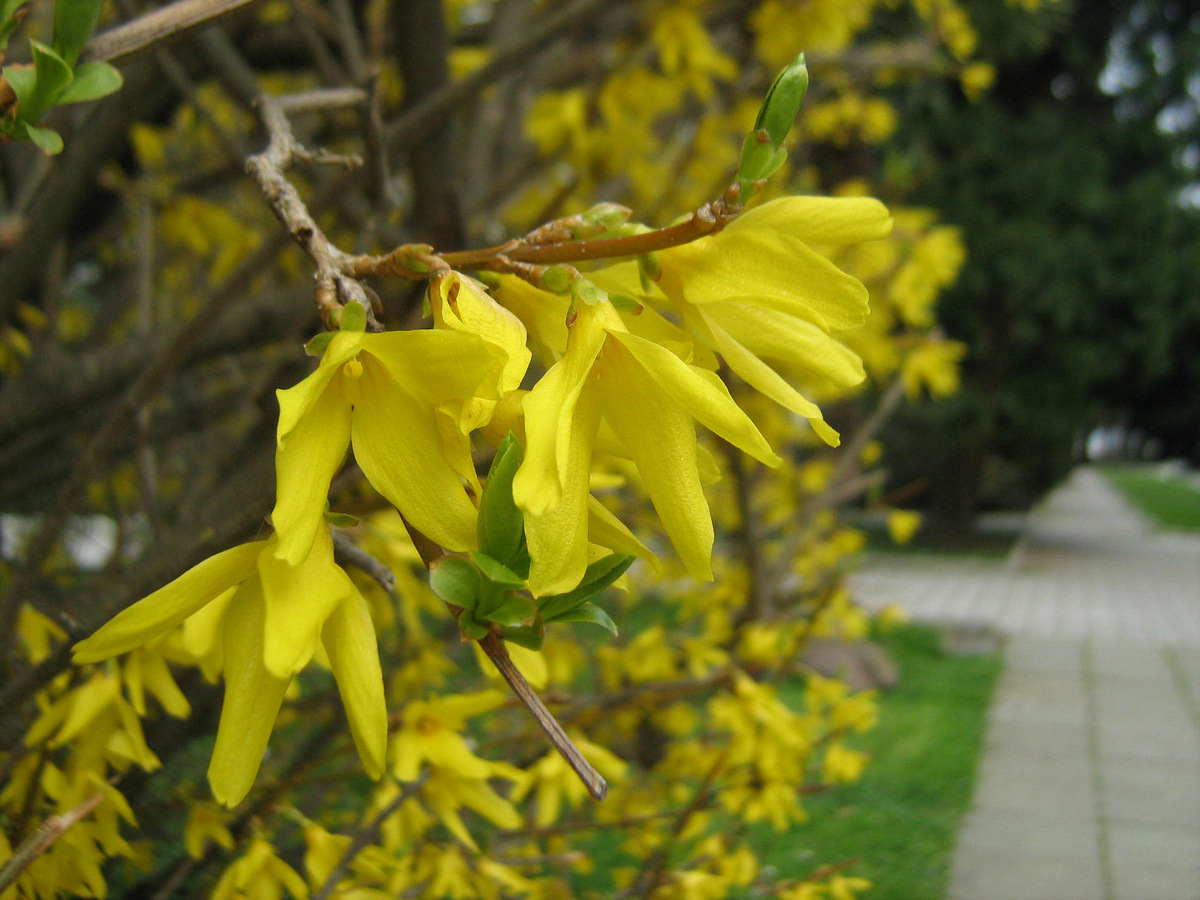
[[245, 93, 376, 329], [0, 791, 105, 894], [399, 517, 607, 801], [82, 0, 264, 65]]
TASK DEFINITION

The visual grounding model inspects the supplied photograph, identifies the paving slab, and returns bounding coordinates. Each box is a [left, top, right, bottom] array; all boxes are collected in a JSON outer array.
[[849, 467, 1200, 899]]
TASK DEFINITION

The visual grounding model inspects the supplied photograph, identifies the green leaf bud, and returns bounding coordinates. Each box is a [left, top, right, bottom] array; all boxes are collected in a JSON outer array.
[[503, 621, 545, 651], [304, 332, 335, 357], [482, 592, 537, 627], [607, 292, 644, 314], [478, 433, 528, 572], [754, 52, 809, 149], [737, 130, 776, 183], [469, 551, 526, 588], [541, 264, 577, 294], [637, 252, 661, 288], [429, 555, 482, 610], [338, 301, 367, 332], [580, 202, 633, 232], [572, 280, 607, 306]]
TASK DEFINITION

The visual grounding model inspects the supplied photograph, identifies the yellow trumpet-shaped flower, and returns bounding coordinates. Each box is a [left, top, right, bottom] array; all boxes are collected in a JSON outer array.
[[73, 530, 386, 806], [604, 195, 892, 445], [272, 328, 508, 566], [512, 297, 779, 594]]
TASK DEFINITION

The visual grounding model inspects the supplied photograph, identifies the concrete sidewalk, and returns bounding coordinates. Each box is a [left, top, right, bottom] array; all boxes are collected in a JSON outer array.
[[849, 467, 1200, 900]]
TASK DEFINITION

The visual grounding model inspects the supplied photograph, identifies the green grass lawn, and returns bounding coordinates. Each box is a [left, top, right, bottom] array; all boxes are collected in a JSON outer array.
[[758, 624, 1002, 899], [1103, 465, 1200, 530]]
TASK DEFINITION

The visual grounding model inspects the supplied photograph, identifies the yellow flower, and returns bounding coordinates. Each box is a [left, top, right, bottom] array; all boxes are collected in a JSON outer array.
[[512, 296, 779, 594], [73, 530, 386, 806], [607, 196, 891, 445], [508, 733, 627, 827], [887, 509, 922, 545], [390, 690, 507, 782], [210, 838, 308, 900], [901, 338, 967, 399], [272, 328, 507, 565]]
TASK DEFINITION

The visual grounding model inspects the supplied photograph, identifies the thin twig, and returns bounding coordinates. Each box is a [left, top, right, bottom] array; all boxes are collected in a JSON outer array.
[[83, 0, 263, 65], [399, 517, 607, 801], [0, 791, 104, 894]]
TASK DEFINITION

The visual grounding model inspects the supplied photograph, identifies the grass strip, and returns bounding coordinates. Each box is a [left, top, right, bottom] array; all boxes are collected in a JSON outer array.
[[759, 623, 1002, 899], [1102, 465, 1200, 530]]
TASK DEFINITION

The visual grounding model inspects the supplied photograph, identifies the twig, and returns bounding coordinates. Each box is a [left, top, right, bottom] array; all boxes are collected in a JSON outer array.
[[399, 517, 607, 801], [245, 93, 374, 329], [0, 791, 105, 894], [332, 533, 397, 599], [82, 0, 263, 65]]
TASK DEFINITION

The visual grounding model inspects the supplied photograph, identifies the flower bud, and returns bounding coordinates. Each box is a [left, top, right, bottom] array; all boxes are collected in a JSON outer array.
[[754, 52, 809, 149]]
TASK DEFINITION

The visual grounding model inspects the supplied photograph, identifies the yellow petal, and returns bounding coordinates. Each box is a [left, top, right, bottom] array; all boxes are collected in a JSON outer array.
[[139, 650, 192, 718], [353, 356, 478, 551], [733, 196, 892, 246], [705, 300, 865, 388], [73, 541, 264, 663], [607, 330, 779, 466], [587, 496, 659, 569], [661, 230, 869, 332], [492, 275, 570, 364], [432, 273, 531, 396], [259, 528, 354, 677], [687, 308, 841, 446], [208, 579, 290, 807], [360, 329, 504, 420], [524, 381, 601, 596], [600, 348, 714, 583], [276, 331, 363, 439], [512, 304, 606, 516], [322, 588, 387, 779], [272, 375, 352, 565]]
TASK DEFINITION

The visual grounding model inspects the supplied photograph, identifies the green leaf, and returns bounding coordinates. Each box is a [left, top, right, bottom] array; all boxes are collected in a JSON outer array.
[[543, 602, 617, 635], [428, 556, 481, 609], [4, 65, 36, 106], [21, 121, 63, 155], [477, 433, 527, 571], [1, 0, 28, 50], [537, 553, 634, 621], [323, 511, 359, 528], [57, 61, 122, 105], [469, 551, 526, 589], [503, 621, 544, 651], [304, 332, 334, 357], [481, 593, 536, 627], [24, 41, 73, 122], [53, 0, 105, 65]]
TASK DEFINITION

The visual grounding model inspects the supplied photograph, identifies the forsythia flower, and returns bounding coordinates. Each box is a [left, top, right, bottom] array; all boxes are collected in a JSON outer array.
[[511, 297, 780, 594], [73, 529, 386, 806], [604, 196, 891, 445], [272, 328, 508, 565]]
